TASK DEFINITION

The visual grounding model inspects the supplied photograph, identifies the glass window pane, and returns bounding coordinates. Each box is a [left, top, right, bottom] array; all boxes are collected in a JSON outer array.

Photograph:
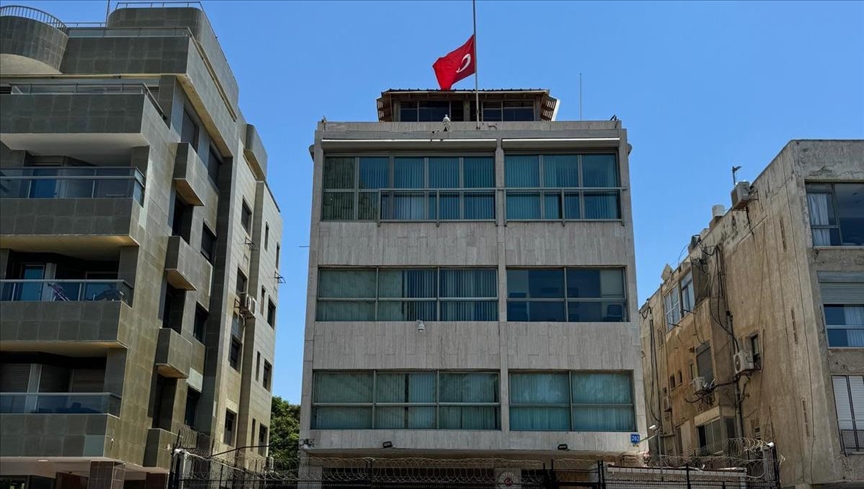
[[510, 373, 569, 404], [510, 407, 570, 431], [571, 406, 634, 431], [312, 407, 373, 429], [528, 270, 565, 298], [428, 157, 460, 188], [465, 192, 495, 219], [440, 406, 500, 430], [319, 270, 376, 298], [418, 101, 450, 122], [394, 158, 424, 189], [505, 155, 540, 187], [584, 192, 621, 219], [507, 301, 529, 321], [507, 194, 541, 219], [358, 192, 379, 220], [567, 269, 601, 298], [377, 300, 437, 321], [322, 192, 354, 220], [359, 157, 388, 189], [568, 301, 602, 322], [543, 155, 579, 187], [315, 301, 375, 321], [382, 192, 427, 220], [571, 372, 632, 404], [376, 373, 436, 403], [323, 157, 355, 189], [440, 373, 499, 403], [464, 157, 494, 188], [313, 372, 373, 403], [441, 300, 498, 321], [440, 269, 497, 298], [835, 184, 864, 245], [563, 193, 581, 219], [544, 194, 561, 219], [378, 269, 436, 298], [438, 192, 460, 220], [526, 301, 566, 322], [581, 155, 619, 187], [375, 406, 436, 429]]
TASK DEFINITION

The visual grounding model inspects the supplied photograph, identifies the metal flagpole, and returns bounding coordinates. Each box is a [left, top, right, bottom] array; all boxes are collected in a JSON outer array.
[[473, 0, 480, 129]]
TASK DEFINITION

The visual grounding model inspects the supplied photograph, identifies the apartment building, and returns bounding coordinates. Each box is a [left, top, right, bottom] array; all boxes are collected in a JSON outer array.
[[298, 89, 646, 483], [639, 140, 864, 488], [0, 4, 281, 489]]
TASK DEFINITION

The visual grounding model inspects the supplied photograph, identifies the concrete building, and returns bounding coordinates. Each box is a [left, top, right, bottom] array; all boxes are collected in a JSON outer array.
[[298, 89, 646, 482], [0, 4, 281, 489], [639, 140, 864, 488]]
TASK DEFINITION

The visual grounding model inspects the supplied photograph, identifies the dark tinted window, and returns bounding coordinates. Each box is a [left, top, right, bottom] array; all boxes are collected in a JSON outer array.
[[207, 147, 221, 188], [184, 388, 200, 428], [201, 225, 216, 263], [193, 304, 207, 342], [181, 110, 198, 149], [241, 201, 252, 233]]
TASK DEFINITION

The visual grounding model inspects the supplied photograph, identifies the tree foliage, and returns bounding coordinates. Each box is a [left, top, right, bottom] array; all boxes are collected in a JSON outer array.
[[269, 396, 300, 471]]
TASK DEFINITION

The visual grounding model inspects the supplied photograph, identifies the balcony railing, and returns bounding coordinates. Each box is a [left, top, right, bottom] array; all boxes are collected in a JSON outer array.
[[504, 188, 623, 222], [0, 279, 133, 305], [0, 167, 145, 204], [840, 422, 864, 453], [0, 5, 68, 33], [4, 83, 165, 119], [0, 392, 120, 416], [373, 188, 496, 223]]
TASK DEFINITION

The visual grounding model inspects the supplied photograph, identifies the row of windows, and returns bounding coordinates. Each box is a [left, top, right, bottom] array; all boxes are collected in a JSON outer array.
[[315, 268, 628, 322], [398, 100, 535, 123], [322, 154, 622, 222], [222, 408, 267, 449], [311, 371, 635, 432]]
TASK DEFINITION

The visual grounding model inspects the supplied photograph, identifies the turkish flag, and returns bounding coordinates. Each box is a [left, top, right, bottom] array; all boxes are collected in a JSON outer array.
[[432, 35, 476, 90]]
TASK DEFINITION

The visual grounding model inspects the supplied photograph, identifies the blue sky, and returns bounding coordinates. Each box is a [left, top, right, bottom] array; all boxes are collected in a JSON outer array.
[[7, 1, 863, 403]]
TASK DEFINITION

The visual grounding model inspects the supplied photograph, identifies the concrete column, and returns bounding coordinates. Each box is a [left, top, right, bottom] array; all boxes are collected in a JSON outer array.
[[494, 138, 510, 432], [87, 461, 125, 489], [103, 349, 128, 396], [298, 452, 322, 489]]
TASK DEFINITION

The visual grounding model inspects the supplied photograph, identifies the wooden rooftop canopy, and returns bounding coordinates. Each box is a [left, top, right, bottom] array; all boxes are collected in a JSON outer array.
[[376, 89, 560, 122]]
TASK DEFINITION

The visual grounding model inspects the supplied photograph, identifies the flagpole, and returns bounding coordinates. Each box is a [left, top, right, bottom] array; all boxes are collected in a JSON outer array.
[[473, 0, 480, 129]]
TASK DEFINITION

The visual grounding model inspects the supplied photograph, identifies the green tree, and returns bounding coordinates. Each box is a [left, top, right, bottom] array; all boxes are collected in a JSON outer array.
[[269, 396, 300, 472]]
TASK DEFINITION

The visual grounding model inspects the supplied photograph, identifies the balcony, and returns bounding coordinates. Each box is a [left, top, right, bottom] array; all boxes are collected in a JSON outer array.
[[144, 428, 175, 469], [155, 327, 191, 379], [0, 166, 144, 203], [165, 236, 212, 296], [0, 6, 68, 75], [0, 279, 132, 305], [0, 392, 120, 416], [173, 143, 211, 207]]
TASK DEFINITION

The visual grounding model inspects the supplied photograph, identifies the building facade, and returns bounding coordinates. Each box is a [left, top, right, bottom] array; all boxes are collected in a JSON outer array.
[[299, 89, 646, 483], [639, 140, 864, 488], [0, 4, 281, 489]]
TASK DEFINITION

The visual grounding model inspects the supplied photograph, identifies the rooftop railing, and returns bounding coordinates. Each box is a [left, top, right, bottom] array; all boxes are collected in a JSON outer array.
[[0, 279, 134, 306], [0, 5, 68, 33], [0, 393, 121, 416], [0, 167, 145, 204]]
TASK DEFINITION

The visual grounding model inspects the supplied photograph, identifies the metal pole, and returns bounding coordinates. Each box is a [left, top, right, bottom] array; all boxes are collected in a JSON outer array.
[[685, 464, 691, 489], [473, 0, 480, 129], [105, 0, 111, 23]]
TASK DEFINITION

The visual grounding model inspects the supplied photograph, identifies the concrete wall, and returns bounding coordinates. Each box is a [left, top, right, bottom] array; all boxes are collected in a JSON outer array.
[[0, 16, 68, 74], [639, 140, 864, 487], [300, 120, 645, 459]]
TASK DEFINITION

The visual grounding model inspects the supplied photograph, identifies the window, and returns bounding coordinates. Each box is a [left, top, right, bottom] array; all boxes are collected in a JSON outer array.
[[504, 154, 621, 220], [400, 100, 465, 122], [256, 352, 261, 381], [264, 223, 269, 250], [696, 342, 714, 385], [697, 417, 736, 455], [201, 225, 217, 264], [275, 243, 280, 269], [680, 272, 695, 315], [251, 419, 257, 447], [832, 375, 864, 452], [749, 334, 762, 368], [260, 287, 266, 314], [664, 286, 681, 329], [223, 410, 236, 446], [258, 425, 268, 455], [236, 269, 247, 295], [311, 371, 499, 430], [689, 362, 695, 381], [267, 300, 276, 328], [241, 201, 252, 233], [207, 147, 221, 188], [193, 304, 208, 342], [509, 372, 635, 432], [820, 277, 864, 348], [677, 371, 683, 385], [322, 155, 495, 221], [262, 361, 272, 391], [506, 268, 626, 322], [229, 314, 242, 371], [807, 183, 864, 246], [669, 375, 676, 390], [162, 283, 183, 332], [172, 196, 192, 242], [181, 109, 199, 149], [316, 268, 498, 321], [184, 388, 200, 429]]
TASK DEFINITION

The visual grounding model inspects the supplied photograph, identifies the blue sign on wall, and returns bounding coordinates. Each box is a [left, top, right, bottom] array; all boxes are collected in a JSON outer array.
[[630, 433, 641, 444]]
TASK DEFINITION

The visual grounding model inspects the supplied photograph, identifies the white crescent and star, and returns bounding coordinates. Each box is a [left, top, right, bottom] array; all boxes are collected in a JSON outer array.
[[456, 53, 471, 74]]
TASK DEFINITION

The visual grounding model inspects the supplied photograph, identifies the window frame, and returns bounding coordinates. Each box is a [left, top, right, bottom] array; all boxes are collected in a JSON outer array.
[[664, 285, 681, 329], [223, 410, 236, 446], [680, 271, 695, 315], [193, 303, 207, 343], [316, 267, 499, 322], [267, 299, 277, 328], [832, 375, 864, 453], [508, 370, 636, 432], [806, 182, 864, 247], [505, 267, 628, 323], [241, 200, 253, 233], [503, 152, 623, 222], [200, 224, 217, 264], [321, 154, 496, 222], [311, 370, 501, 430], [263, 360, 272, 391]]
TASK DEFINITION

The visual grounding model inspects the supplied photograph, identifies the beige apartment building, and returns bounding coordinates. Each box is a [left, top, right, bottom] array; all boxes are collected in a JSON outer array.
[[639, 140, 864, 488], [0, 4, 281, 489], [298, 88, 647, 484]]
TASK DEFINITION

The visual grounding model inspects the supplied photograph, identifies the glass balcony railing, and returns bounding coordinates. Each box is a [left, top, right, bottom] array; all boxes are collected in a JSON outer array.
[[0, 279, 133, 305], [0, 167, 145, 204], [0, 393, 120, 416]]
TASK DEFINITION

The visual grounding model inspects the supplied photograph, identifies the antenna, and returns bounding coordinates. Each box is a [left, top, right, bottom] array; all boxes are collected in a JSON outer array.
[[732, 166, 742, 185], [579, 72, 583, 121], [105, 0, 111, 24]]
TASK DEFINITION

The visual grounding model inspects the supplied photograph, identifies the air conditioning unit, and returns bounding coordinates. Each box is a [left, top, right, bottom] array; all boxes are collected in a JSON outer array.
[[692, 376, 707, 392], [238, 293, 257, 317], [734, 350, 756, 375], [730, 181, 752, 210], [663, 395, 672, 412]]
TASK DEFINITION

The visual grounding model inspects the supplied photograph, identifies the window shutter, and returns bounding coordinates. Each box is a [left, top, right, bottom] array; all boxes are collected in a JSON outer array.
[[820, 283, 864, 304], [850, 376, 864, 422], [0, 364, 31, 392], [833, 376, 853, 429]]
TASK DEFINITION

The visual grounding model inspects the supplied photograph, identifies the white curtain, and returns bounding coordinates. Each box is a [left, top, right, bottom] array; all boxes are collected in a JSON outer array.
[[845, 306, 864, 347], [808, 193, 832, 246]]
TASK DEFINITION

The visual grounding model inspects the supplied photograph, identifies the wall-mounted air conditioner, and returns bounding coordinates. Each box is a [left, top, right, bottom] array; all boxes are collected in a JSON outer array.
[[730, 181, 752, 210], [692, 376, 707, 392], [734, 350, 756, 375]]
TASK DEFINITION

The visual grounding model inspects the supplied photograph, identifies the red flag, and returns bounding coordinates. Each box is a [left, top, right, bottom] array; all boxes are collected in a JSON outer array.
[[432, 35, 476, 90]]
